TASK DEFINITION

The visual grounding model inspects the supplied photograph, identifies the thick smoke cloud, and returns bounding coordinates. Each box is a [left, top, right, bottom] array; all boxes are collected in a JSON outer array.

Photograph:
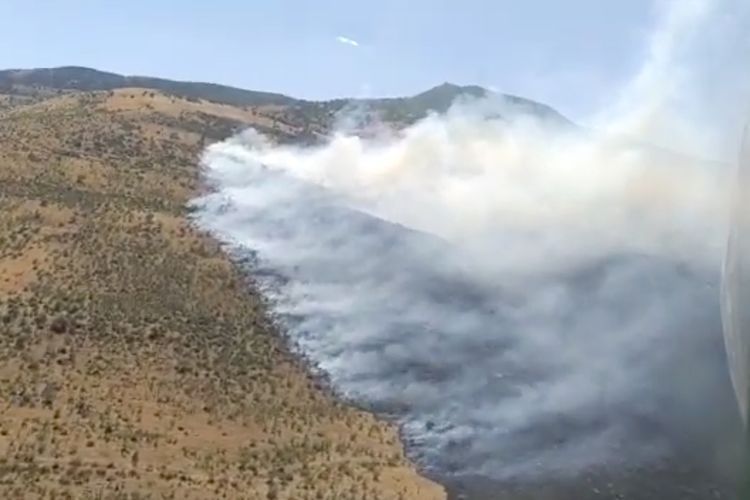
[[191, 0, 750, 486]]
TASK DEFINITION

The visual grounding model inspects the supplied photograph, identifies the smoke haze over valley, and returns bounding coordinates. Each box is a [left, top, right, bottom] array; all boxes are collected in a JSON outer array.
[[191, 0, 750, 496]]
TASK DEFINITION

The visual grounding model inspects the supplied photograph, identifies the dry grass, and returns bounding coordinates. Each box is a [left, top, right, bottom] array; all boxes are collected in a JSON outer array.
[[0, 88, 444, 499]]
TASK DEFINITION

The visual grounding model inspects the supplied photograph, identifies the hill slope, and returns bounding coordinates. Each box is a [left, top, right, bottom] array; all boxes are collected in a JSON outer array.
[[0, 84, 445, 498], [0, 67, 575, 499]]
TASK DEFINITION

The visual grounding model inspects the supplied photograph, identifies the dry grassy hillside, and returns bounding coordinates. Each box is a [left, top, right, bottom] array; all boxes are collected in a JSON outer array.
[[0, 88, 445, 499]]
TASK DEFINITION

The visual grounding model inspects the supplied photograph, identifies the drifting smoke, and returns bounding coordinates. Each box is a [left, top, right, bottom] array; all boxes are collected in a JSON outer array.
[[191, 0, 750, 484]]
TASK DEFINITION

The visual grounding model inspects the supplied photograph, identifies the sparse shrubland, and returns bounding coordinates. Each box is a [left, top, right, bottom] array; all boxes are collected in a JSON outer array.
[[0, 87, 444, 499]]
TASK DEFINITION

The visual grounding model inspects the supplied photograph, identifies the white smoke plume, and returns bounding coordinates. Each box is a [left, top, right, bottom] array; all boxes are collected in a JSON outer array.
[[191, 0, 750, 488]]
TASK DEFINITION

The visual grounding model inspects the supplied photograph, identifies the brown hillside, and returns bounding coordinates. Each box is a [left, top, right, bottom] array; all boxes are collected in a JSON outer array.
[[0, 87, 445, 499]]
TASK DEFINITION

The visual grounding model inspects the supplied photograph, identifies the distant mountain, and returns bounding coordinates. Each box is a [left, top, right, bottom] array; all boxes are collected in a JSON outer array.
[[356, 82, 572, 126], [0, 66, 571, 127], [0, 66, 295, 106]]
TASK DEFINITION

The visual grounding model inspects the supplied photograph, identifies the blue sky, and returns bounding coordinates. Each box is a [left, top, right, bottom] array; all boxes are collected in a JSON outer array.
[[2, 0, 658, 118]]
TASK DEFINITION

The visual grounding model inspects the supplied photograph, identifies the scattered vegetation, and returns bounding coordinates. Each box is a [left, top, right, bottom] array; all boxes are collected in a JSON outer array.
[[0, 87, 444, 499]]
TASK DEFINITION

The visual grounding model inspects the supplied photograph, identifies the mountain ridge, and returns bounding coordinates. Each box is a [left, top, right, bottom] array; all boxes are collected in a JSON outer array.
[[0, 66, 571, 126]]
